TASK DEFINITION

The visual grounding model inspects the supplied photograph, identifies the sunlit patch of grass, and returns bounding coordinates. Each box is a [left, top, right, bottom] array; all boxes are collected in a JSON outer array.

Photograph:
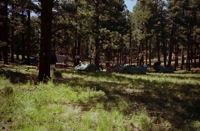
[[0, 66, 199, 130], [78, 88, 107, 104], [114, 73, 200, 85], [64, 107, 127, 130], [131, 110, 152, 131], [131, 110, 172, 131], [0, 76, 11, 90], [190, 121, 200, 129], [12, 102, 68, 130], [0, 83, 70, 130]]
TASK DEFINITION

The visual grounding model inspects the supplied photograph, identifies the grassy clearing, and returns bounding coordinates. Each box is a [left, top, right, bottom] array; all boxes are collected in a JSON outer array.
[[0, 65, 200, 131]]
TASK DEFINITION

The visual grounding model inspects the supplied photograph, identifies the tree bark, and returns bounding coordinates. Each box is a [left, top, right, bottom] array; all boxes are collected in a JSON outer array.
[[74, 0, 80, 66], [0, 0, 9, 64], [3, 46, 8, 64], [26, 10, 31, 65], [160, 9, 167, 67], [11, 2, 15, 63], [186, 42, 191, 71], [129, 25, 132, 65], [186, 22, 192, 71], [73, 31, 77, 66], [156, 36, 160, 62], [16, 46, 20, 60], [0, 50, 2, 61], [194, 47, 196, 68], [161, 28, 167, 67], [168, 43, 173, 67], [145, 39, 148, 65], [0, 47, 2, 61], [11, 27, 14, 63], [76, 23, 82, 65], [39, 0, 53, 81], [181, 47, 184, 69], [193, 34, 197, 68], [174, 44, 179, 70], [95, 0, 100, 66], [148, 39, 151, 66], [168, 22, 175, 66], [21, 11, 26, 60]]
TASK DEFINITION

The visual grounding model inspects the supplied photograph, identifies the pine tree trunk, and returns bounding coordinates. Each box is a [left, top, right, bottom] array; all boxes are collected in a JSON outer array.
[[194, 34, 197, 68], [163, 42, 167, 67], [73, 32, 77, 66], [3, 46, 8, 64], [161, 18, 167, 67], [149, 39, 151, 66], [145, 40, 148, 65], [0, 50, 2, 61], [11, 2, 15, 63], [198, 50, 200, 67], [186, 43, 190, 71], [116, 53, 118, 64], [194, 48, 196, 68], [11, 27, 14, 63], [174, 44, 179, 70], [95, 1, 100, 66], [190, 40, 193, 67], [181, 47, 184, 69], [137, 46, 140, 65], [39, 0, 53, 81], [120, 52, 122, 64], [26, 10, 31, 65], [77, 23, 82, 63], [156, 36, 160, 62], [129, 49, 131, 65], [168, 23, 175, 66], [186, 27, 190, 71], [74, 0, 80, 66], [0, 0, 9, 64], [168, 43, 173, 67], [77, 38, 81, 63], [21, 11, 25, 60], [0, 51, 2, 61], [22, 34, 25, 60], [186, 24, 192, 71], [16, 46, 19, 60], [129, 26, 132, 65]]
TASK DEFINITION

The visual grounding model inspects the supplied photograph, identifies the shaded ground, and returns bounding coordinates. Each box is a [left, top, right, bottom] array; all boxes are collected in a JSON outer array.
[[0, 63, 200, 130], [53, 70, 200, 130]]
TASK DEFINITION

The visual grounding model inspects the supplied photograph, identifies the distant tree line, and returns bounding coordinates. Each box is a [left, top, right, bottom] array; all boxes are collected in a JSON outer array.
[[130, 0, 200, 71], [0, 0, 199, 80]]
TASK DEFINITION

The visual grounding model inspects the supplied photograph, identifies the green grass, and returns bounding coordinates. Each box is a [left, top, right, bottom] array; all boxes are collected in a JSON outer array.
[[0, 65, 200, 131]]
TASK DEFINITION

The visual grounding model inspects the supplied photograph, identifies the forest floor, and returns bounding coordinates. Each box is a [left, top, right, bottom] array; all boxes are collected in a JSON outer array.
[[0, 62, 200, 130]]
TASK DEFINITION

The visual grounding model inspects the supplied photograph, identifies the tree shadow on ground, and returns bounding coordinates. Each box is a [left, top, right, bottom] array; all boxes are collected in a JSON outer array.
[[0, 69, 32, 84], [1, 67, 199, 130], [53, 70, 200, 130], [148, 73, 200, 81]]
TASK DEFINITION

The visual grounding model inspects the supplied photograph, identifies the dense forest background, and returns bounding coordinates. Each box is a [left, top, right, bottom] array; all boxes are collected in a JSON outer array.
[[0, 0, 199, 80]]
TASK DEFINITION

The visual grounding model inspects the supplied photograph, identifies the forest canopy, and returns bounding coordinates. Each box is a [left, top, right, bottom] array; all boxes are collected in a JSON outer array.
[[0, 0, 199, 80]]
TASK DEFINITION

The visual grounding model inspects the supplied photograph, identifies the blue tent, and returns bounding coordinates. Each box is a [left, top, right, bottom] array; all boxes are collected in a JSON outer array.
[[159, 66, 175, 73], [122, 65, 147, 74], [153, 62, 175, 73]]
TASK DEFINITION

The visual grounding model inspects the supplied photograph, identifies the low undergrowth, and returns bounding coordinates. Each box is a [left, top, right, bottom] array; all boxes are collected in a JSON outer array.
[[0, 65, 200, 131]]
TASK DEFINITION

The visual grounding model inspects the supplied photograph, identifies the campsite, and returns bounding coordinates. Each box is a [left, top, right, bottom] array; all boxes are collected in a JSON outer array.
[[0, 58, 200, 130], [0, 0, 200, 130]]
